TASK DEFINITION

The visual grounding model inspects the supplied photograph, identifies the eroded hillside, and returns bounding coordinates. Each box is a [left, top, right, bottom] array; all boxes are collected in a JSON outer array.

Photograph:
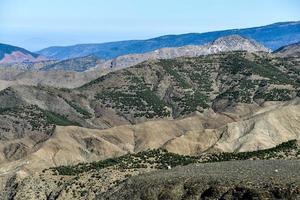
[[0, 51, 300, 198]]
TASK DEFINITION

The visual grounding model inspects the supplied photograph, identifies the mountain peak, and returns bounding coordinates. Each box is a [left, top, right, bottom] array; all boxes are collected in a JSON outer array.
[[212, 34, 247, 43], [210, 34, 271, 53]]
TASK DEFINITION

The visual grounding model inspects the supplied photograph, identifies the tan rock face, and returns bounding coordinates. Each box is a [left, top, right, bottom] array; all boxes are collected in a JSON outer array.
[[214, 100, 300, 152]]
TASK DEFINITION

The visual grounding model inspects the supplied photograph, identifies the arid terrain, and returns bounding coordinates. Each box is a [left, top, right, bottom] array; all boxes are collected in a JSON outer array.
[[0, 20, 299, 199]]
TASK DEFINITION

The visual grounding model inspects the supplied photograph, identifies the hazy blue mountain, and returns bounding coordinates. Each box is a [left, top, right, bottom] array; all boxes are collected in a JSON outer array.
[[0, 43, 38, 59], [37, 21, 300, 60], [0, 43, 47, 64]]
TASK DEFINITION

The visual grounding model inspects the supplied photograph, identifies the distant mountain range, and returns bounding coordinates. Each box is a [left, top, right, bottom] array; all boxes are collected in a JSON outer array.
[[37, 21, 300, 60], [87, 35, 270, 72], [41, 35, 269, 72], [0, 43, 46, 64], [0, 34, 269, 72]]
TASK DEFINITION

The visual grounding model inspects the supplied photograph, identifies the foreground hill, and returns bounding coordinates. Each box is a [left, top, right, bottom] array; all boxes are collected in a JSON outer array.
[[101, 160, 300, 200], [4, 142, 300, 199], [37, 21, 300, 60], [0, 43, 47, 64]]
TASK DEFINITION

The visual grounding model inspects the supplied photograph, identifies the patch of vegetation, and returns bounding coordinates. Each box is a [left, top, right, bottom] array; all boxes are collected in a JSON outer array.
[[254, 88, 293, 101], [50, 140, 299, 176], [252, 59, 293, 85], [221, 53, 293, 85], [0, 107, 12, 114], [221, 53, 249, 75], [0, 105, 55, 133], [216, 80, 257, 104], [160, 59, 191, 89], [178, 91, 209, 115], [0, 104, 80, 130], [204, 140, 299, 162], [85, 52, 298, 119], [42, 110, 81, 126], [238, 80, 257, 103], [95, 73, 170, 118], [63, 98, 92, 119], [51, 149, 198, 176]]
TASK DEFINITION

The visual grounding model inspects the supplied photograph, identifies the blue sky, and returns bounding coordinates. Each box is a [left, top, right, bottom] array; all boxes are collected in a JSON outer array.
[[0, 0, 299, 51]]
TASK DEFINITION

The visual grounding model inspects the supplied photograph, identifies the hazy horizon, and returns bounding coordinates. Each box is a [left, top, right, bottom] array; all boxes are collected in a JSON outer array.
[[1, 0, 300, 51]]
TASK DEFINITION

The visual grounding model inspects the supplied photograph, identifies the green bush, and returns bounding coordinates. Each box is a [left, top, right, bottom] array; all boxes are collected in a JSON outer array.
[[42, 110, 80, 126]]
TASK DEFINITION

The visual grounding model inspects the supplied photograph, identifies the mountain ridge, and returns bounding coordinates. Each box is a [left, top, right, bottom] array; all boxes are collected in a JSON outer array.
[[41, 35, 270, 72], [37, 21, 300, 60], [274, 41, 300, 57], [0, 43, 47, 64]]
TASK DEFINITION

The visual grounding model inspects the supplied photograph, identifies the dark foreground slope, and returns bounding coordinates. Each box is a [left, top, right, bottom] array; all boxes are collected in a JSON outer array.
[[6, 140, 299, 199], [101, 160, 300, 200]]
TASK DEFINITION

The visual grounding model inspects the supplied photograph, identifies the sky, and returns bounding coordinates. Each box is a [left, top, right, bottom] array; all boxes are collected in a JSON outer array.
[[0, 0, 300, 51]]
